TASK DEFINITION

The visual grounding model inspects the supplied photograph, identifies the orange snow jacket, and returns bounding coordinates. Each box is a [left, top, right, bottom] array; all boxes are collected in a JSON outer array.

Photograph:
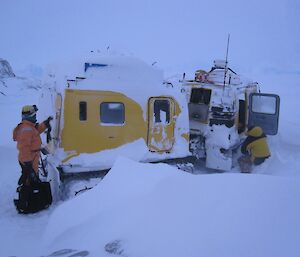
[[13, 120, 47, 173]]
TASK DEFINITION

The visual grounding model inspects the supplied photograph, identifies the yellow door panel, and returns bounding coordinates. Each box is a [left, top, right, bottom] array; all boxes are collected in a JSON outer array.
[[147, 97, 175, 152]]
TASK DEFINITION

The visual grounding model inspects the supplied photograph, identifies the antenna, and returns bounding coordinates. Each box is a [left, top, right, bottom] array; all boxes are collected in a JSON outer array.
[[223, 34, 230, 89]]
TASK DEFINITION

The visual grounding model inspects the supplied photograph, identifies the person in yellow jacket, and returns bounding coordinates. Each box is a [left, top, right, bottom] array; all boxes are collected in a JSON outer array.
[[238, 126, 270, 172]]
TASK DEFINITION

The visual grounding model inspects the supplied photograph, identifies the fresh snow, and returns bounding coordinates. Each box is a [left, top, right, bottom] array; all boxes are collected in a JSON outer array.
[[62, 139, 150, 172], [42, 157, 300, 257], [62, 138, 190, 173], [45, 54, 188, 118]]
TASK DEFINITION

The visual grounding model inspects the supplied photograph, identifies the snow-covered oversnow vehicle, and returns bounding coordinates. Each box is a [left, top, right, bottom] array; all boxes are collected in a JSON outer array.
[[180, 60, 280, 171], [40, 56, 280, 199], [41, 56, 190, 198]]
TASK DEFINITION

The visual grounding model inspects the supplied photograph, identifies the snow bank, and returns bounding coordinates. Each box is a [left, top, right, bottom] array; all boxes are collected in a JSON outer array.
[[42, 157, 300, 257], [63, 138, 150, 171], [63, 137, 190, 172]]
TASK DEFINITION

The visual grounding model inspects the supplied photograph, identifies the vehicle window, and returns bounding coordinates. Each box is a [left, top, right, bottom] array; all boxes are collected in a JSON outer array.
[[190, 88, 211, 105], [100, 102, 125, 125], [154, 100, 170, 124], [251, 95, 276, 114], [79, 101, 87, 121]]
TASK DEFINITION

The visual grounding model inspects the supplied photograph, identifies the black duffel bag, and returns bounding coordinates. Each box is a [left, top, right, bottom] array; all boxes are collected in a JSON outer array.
[[14, 182, 52, 214]]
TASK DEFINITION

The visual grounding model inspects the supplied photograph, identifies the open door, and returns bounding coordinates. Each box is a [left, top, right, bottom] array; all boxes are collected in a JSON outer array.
[[248, 93, 280, 135], [147, 97, 175, 152]]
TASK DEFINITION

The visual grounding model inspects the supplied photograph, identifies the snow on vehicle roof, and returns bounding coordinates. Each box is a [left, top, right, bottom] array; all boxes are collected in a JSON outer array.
[[46, 54, 185, 108], [73, 55, 163, 89]]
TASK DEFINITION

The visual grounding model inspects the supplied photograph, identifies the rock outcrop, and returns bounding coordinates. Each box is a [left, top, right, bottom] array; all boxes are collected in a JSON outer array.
[[0, 58, 15, 78]]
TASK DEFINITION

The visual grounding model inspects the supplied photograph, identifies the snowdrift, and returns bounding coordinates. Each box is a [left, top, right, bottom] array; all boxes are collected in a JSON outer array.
[[41, 157, 300, 257]]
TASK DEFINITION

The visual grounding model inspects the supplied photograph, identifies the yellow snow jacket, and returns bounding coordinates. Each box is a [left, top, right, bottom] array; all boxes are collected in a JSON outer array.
[[241, 127, 271, 163]]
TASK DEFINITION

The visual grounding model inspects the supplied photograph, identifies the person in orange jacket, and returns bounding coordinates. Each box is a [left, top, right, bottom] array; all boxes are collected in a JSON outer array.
[[13, 105, 52, 185]]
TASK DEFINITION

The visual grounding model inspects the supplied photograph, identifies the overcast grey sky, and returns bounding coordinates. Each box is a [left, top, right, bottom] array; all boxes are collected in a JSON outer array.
[[1, 0, 299, 73]]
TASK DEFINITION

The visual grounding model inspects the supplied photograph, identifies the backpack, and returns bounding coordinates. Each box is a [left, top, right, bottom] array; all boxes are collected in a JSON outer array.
[[14, 182, 52, 214]]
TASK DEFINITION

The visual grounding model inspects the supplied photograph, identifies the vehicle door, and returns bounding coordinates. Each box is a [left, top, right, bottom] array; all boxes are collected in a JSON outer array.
[[147, 97, 175, 152], [248, 93, 280, 135]]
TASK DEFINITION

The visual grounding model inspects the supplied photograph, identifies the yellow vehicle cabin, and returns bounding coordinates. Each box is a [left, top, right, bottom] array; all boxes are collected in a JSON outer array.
[[47, 56, 190, 173]]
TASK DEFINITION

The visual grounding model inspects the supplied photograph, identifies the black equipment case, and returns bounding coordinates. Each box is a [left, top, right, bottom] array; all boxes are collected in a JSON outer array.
[[14, 182, 52, 214]]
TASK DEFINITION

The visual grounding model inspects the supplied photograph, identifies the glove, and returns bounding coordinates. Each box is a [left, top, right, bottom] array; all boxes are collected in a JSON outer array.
[[44, 116, 53, 128]]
